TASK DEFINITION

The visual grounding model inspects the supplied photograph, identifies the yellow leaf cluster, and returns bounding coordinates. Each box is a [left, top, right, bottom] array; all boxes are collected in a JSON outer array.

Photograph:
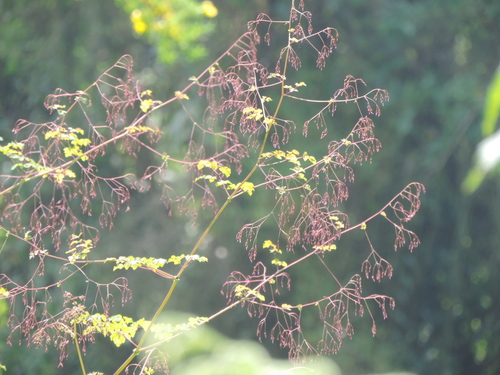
[[237, 181, 255, 196], [66, 233, 93, 262], [271, 258, 287, 267], [45, 126, 92, 161], [234, 285, 265, 301], [125, 124, 162, 134], [313, 244, 337, 252], [175, 91, 189, 100], [197, 159, 219, 171], [72, 312, 150, 347], [53, 168, 76, 184], [263, 240, 282, 254], [329, 215, 345, 229], [242, 107, 264, 121], [197, 160, 259, 195], [140, 99, 153, 112], [108, 256, 168, 271]]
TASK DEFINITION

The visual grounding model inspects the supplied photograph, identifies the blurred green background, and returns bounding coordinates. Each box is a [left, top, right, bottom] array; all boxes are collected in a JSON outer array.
[[1, 0, 499, 374]]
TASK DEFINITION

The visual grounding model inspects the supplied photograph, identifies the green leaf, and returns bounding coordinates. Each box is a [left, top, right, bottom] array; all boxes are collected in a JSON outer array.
[[482, 65, 500, 137], [462, 166, 486, 195]]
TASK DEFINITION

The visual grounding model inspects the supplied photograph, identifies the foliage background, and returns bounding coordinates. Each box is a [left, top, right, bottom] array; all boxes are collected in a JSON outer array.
[[0, 0, 499, 374]]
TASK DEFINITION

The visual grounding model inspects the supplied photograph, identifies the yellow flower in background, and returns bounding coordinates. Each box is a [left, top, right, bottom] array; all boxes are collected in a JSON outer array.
[[130, 9, 147, 34], [133, 20, 147, 35], [201, 1, 218, 18], [117, 0, 218, 64]]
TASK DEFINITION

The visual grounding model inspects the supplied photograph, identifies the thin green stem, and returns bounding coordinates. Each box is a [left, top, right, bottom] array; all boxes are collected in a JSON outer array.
[[74, 322, 86, 375]]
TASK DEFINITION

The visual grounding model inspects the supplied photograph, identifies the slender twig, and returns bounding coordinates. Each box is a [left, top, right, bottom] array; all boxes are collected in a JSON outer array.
[[74, 322, 86, 375]]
